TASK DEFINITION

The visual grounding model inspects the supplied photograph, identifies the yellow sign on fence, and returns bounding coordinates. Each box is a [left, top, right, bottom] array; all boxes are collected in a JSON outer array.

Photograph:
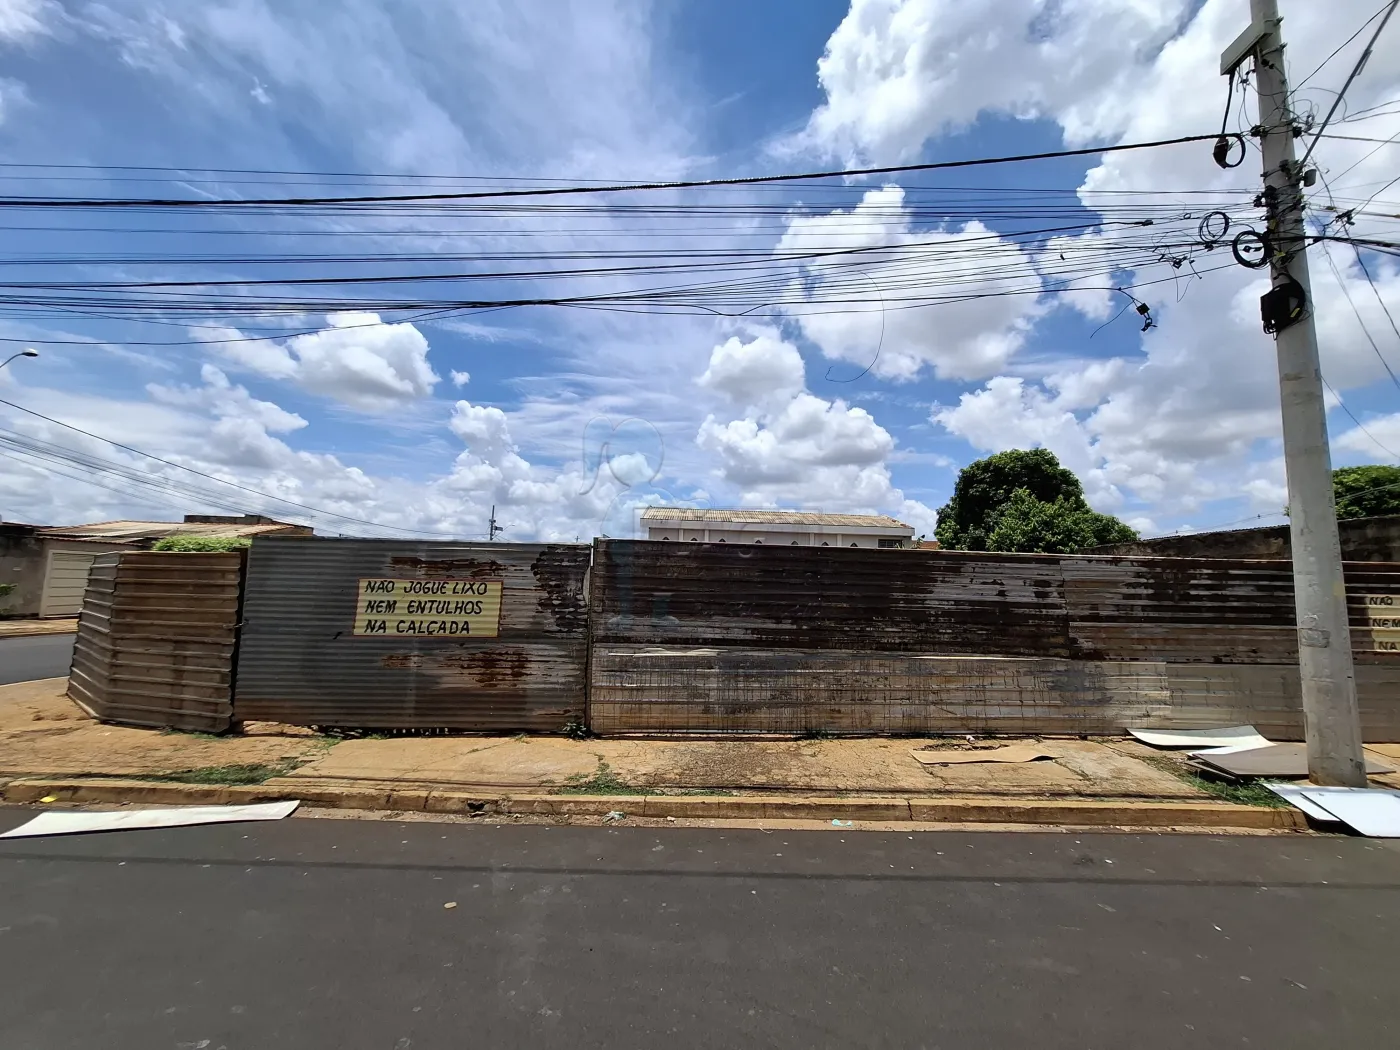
[[353, 578, 502, 639], [1360, 594, 1400, 651]]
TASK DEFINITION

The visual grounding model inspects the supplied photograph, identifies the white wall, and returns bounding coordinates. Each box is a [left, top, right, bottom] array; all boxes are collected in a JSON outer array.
[[644, 525, 903, 548]]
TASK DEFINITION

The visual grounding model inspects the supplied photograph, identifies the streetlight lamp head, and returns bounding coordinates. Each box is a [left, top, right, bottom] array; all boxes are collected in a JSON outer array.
[[20, 349, 38, 358]]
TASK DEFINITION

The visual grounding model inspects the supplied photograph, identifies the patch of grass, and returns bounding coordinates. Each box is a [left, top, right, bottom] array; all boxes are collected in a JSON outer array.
[[556, 760, 636, 795], [561, 718, 591, 740], [1145, 755, 1291, 808], [151, 763, 293, 786], [1180, 772, 1292, 808]]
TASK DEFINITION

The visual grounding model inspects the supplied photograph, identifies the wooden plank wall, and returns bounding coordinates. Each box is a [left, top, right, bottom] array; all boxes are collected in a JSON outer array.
[[67, 552, 243, 733], [588, 541, 1400, 738]]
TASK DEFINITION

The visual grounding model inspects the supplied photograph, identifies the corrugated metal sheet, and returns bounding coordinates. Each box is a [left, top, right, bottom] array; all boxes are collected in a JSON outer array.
[[589, 648, 1400, 739], [591, 541, 1070, 657], [67, 552, 242, 733], [588, 541, 1400, 737], [233, 538, 590, 730]]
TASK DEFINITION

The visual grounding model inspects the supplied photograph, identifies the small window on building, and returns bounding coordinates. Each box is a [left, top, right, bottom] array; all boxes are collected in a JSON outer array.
[[878, 538, 902, 548]]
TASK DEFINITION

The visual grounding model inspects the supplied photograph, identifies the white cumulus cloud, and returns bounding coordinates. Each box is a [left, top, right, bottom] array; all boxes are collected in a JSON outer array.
[[212, 312, 439, 411], [695, 329, 936, 522], [777, 186, 1045, 381]]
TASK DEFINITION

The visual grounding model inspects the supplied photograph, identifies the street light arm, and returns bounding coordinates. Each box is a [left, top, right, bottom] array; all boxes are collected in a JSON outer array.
[[0, 350, 39, 370]]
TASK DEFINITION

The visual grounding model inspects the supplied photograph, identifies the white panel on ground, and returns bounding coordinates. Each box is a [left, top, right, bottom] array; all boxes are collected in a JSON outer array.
[[1264, 783, 1343, 822], [1128, 726, 1271, 750], [1297, 788, 1400, 837], [0, 801, 300, 838]]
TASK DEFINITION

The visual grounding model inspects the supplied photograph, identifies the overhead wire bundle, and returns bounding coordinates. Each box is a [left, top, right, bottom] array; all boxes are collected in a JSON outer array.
[[3, 130, 1394, 533]]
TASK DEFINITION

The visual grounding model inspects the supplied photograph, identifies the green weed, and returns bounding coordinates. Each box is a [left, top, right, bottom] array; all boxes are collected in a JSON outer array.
[[1145, 756, 1291, 808], [557, 761, 635, 795], [150, 763, 291, 786]]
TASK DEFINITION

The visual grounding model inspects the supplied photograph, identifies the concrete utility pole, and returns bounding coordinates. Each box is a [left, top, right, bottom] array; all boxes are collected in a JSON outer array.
[[488, 505, 503, 542], [1221, 0, 1367, 785]]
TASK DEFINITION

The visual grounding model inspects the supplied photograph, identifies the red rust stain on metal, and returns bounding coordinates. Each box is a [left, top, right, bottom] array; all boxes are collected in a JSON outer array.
[[438, 648, 528, 688], [381, 653, 421, 670]]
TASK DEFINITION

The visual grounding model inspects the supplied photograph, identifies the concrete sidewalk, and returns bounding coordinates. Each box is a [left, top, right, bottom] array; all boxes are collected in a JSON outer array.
[[1, 677, 1395, 831], [285, 733, 1205, 799], [1, 678, 1201, 800]]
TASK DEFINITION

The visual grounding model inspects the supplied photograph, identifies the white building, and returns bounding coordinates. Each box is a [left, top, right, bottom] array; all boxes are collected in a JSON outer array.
[[640, 508, 915, 548]]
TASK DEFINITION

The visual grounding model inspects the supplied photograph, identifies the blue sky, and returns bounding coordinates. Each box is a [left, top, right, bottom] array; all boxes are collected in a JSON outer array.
[[0, 0, 1397, 542]]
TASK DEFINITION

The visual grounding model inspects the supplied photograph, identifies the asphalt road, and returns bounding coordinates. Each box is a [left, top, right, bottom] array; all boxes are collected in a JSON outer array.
[[0, 634, 74, 685], [0, 813, 1396, 1049]]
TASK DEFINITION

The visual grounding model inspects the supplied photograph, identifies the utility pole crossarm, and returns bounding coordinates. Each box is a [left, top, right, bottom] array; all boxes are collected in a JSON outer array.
[[1226, 0, 1368, 786]]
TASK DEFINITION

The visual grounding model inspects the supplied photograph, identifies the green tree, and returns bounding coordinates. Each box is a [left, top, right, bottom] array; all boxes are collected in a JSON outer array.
[[935, 449, 1138, 553], [1332, 465, 1400, 520], [984, 489, 1138, 553]]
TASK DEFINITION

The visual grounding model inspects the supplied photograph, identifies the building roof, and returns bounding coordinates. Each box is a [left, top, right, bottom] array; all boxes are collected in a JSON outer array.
[[640, 507, 912, 530], [41, 519, 302, 544]]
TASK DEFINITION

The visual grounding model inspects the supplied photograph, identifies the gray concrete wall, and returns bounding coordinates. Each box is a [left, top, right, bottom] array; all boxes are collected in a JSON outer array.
[[1088, 514, 1400, 562], [0, 524, 45, 618]]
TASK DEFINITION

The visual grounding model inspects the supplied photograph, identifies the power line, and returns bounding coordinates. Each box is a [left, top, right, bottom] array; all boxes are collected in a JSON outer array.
[[1318, 237, 1400, 393], [1346, 237, 1400, 347], [0, 395, 462, 537], [0, 134, 1230, 209], [1297, 0, 1399, 173], [1321, 375, 1400, 460], [1292, 0, 1394, 92]]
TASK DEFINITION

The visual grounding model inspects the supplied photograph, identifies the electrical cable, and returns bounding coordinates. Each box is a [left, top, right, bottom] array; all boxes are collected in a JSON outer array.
[[1297, 0, 1399, 173], [1292, 0, 1394, 93], [1318, 237, 1400, 393], [0, 396, 462, 537], [1321, 374, 1400, 460], [0, 133, 1235, 209]]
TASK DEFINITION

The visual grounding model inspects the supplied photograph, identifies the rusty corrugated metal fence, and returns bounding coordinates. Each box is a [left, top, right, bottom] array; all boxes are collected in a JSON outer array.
[[67, 551, 243, 733], [232, 537, 590, 730], [587, 541, 1400, 738]]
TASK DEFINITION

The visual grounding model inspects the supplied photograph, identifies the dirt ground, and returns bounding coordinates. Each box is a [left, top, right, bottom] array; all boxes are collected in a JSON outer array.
[[0, 678, 331, 777], [7, 676, 1393, 799], [288, 733, 1205, 798]]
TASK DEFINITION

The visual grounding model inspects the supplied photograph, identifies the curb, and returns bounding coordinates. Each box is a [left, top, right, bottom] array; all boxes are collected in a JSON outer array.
[[0, 777, 1308, 830]]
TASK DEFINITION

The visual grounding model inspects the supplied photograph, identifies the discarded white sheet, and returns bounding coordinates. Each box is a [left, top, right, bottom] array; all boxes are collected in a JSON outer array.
[[1298, 787, 1400, 838], [1193, 743, 1392, 778], [1189, 742, 1275, 758], [912, 744, 1053, 765], [0, 800, 300, 839], [1128, 726, 1271, 750], [1264, 783, 1343, 822]]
